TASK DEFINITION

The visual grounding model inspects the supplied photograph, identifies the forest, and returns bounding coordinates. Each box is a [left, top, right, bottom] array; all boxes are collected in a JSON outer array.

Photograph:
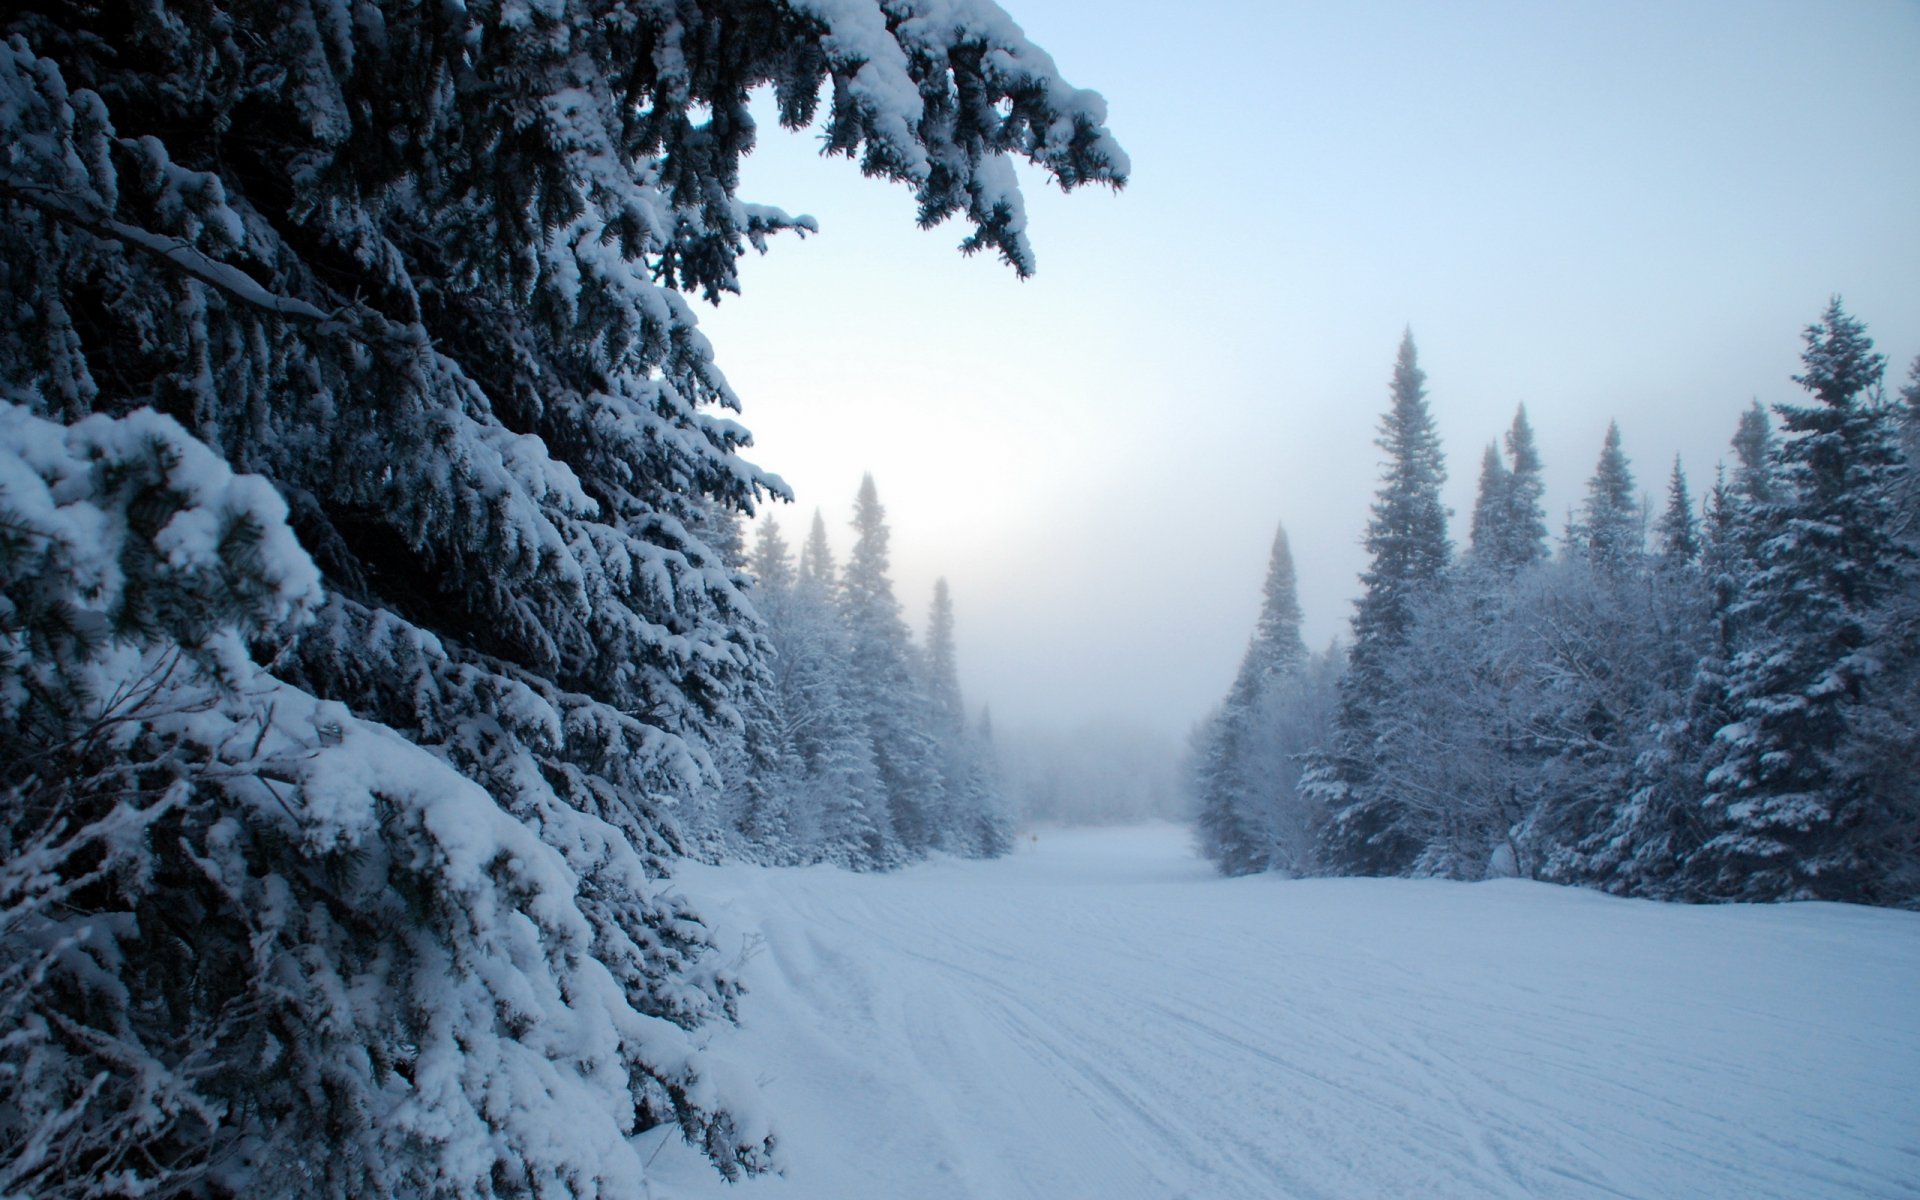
[[0, 0, 1913, 1196], [1193, 311, 1920, 909]]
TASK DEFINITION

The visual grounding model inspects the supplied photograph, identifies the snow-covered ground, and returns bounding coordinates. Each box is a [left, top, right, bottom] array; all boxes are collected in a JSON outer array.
[[646, 823, 1920, 1199]]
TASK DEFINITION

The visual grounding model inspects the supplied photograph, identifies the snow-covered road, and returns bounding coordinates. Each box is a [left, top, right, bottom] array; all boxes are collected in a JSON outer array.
[[647, 824, 1920, 1199]]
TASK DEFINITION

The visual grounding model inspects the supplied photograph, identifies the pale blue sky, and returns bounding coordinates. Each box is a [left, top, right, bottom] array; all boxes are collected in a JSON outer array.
[[700, 0, 1920, 743]]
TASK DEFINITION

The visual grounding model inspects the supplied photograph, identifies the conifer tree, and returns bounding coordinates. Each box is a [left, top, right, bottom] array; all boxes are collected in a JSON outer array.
[[1658, 456, 1700, 566], [1500, 405, 1551, 569], [927, 579, 966, 728], [1732, 400, 1779, 508], [1195, 523, 1312, 874], [923, 579, 1013, 856], [1469, 442, 1512, 563], [1698, 300, 1906, 901], [1573, 421, 1643, 571], [0, 2, 1124, 1189], [1317, 331, 1451, 875], [842, 475, 944, 852]]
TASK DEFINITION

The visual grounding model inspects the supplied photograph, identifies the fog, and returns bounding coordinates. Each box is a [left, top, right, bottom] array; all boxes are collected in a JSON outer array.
[[997, 720, 1188, 828], [698, 0, 1920, 819]]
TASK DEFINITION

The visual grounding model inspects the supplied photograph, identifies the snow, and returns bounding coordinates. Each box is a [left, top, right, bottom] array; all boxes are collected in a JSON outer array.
[[648, 823, 1920, 1199]]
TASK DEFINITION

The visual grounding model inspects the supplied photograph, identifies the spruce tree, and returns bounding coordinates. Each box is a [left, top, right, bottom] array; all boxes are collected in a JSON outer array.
[[923, 579, 1013, 856], [1196, 522, 1311, 874], [1657, 455, 1700, 566], [787, 511, 892, 867], [1698, 300, 1906, 901], [926, 579, 966, 729], [1732, 400, 1779, 508], [0, 2, 1124, 1190], [1469, 441, 1512, 564], [842, 475, 944, 853], [1318, 331, 1451, 875], [1573, 421, 1643, 571], [1500, 405, 1551, 569]]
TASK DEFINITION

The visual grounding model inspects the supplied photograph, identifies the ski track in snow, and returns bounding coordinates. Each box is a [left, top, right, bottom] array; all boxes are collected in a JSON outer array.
[[645, 823, 1920, 1199]]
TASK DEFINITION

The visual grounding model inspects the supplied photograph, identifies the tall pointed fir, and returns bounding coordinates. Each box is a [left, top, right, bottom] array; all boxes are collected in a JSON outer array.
[[1732, 400, 1780, 509], [1317, 330, 1452, 875], [1698, 300, 1908, 902], [0, 4, 1125, 1193], [1657, 456, 1700, 567], [1847, 357, 1920, 905], [1500, 405, 1551, 570], [788, 511, 891, 867], [1469, 441, 1513, 564], [841, 475, 945, 854], [1573, 421, 1643, 571], [1195, 522, 1311, 874], [924, 579, 1014, 856]]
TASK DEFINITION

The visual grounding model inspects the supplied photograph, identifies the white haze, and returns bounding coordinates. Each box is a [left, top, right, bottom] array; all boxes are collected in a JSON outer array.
[[699, 0, 1920, 793]]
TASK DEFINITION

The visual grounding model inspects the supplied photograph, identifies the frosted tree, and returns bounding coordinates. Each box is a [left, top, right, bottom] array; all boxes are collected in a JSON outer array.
[[1657, 456, 1701, 566], [1731, 400, 1780, 509], [1194, 523, 1313, 874], [784, 512, 894, 866], [1317, 331, 1452, 875], [926, 579, 966, 728], [0, 1, 1124, 1191], [923, 579, 1014, 856], [1496, 405, 1551, 570], [1571, 421, 1643, 571], [1697, 300, 1907, 902], [842, 475, 945, 853], [1468, 442, 1510, 564]]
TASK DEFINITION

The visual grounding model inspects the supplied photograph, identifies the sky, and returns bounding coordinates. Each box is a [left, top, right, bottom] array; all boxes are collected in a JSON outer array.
[[696, 0, 1920, 749]]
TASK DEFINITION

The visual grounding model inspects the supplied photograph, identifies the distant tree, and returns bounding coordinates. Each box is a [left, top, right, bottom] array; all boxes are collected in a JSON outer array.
[[842, 475, 945, 853], [1317, 331, 1452, 875], [1469, 441, 1513, 564], [1500, 405, 1551, 569], [922, 578, 1014, 855], [1195, 523, 1314, 874], [1731, 400, 1779, 508], [1697, 300, 1907, 902], [1657, 456, 1701, 566], [926, 579, 966, 728], [1572, 421, 1643, 571]]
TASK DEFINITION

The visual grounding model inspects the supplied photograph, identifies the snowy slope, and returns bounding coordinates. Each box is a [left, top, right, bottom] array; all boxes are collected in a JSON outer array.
[[646, 824, 1920, 1199]]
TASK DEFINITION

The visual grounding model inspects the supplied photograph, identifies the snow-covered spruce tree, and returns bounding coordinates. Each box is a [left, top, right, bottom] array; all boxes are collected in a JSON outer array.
[[789, 509, 893, 867], [1697, 300, 1908, 902], [841, 475, 946, 853], [1845, 357, 1920, 906], [1657, 456, 1700, 567], [1501, 405, 1551, 569], [923, 579, 1014, 856], [1732, 399, 1780, 510], [1468, 442, 1512, 565], [1570, 421, 1644, 572], [1194, 522, 1311, 874], [0, 403, 780, 1198], [0, 3, 1124, 1193], [1315, 330, 1452, 876]]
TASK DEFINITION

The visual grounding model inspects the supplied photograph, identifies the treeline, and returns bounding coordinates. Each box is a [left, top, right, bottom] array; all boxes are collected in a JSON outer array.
[[684, 475, 1012, 868], [1194, 301, 1919, 908]]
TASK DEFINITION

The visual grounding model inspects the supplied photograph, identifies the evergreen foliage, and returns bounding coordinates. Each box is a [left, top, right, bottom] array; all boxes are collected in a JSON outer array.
[[0, 1, 1123, 1192], [1316, 330, 1451, 876], [1197, 302, 1916, 909], [1658, 456, 1700, 566], [1194, 523, 1318, 875], [1573, 421, 1643, 572], [1696, 300, 1908, 901], [718, 496, 1011, 867]]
